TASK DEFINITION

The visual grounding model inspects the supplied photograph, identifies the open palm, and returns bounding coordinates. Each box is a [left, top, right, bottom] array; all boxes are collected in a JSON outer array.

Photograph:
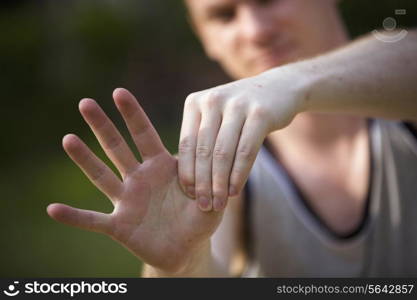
[[48, 88, 222, 272]]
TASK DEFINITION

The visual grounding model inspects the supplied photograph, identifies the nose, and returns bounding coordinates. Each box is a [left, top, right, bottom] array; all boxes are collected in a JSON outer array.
[[238, 5, 275, 46]]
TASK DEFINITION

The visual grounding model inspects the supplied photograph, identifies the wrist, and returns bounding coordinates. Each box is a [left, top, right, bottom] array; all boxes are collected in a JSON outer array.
[[282, 60, 320, 114], [258, 62, 313, 128], [143, 240, 214, 277]]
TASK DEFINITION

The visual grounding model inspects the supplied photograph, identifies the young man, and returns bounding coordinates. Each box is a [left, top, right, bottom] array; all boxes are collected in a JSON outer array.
[[48, 0, 417, 276]]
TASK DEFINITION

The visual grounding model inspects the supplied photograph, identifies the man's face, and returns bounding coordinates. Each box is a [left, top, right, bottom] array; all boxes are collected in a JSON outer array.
[[186, 0, 341, 79]]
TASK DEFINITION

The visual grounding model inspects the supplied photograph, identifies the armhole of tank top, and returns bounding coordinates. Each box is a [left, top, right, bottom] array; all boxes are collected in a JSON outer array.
[[402, 122, 417, 142], [243, 181, 253, 261]]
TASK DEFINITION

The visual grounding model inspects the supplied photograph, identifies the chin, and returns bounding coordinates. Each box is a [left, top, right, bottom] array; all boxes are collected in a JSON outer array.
[[231, 57, 292, 78], [254, 52, 299, 74], [254, 61, 287, 75]]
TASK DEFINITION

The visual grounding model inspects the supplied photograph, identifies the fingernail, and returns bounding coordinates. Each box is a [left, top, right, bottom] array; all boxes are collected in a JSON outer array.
[[213, 197, 224, 212], [229, 186, 237, 196], [198, 196, 210, 211], [187, 186, 195, 198]]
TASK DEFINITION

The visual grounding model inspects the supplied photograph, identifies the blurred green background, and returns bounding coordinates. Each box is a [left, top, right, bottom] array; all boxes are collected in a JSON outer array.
[[1, 0, 416, 277]]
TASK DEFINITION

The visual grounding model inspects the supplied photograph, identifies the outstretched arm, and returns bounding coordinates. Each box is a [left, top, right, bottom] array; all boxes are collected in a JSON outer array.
[[178, 29, 417, 213], [48, 88, 235, 277], [298, 29, 417, 121]]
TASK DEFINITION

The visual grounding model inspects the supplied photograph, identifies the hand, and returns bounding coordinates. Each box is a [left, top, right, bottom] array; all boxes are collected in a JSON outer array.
[[178, 67, 306, 212], [47, 88, 223, 273]]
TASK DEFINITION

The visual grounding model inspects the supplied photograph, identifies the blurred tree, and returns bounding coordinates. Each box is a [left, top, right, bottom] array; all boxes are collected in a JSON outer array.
[[0, 0, 415, 277]]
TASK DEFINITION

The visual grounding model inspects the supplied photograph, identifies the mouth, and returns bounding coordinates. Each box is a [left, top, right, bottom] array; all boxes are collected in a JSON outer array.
[[253, 42, 296, 70]]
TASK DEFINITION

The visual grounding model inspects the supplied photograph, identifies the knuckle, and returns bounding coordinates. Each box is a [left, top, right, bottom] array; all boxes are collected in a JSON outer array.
[[208, 90, 223, 101], [76, 148, 90, 165], [203, 90, 223, 109], [178, 137, 194, 155], [108, 219, 128, 241], [236, 144, 256, 161], [195, 186, 211, 197], [185, 92, 198, 106], [90, 166, 106, 182], [250, 105, 271, 120], [104, 135, 122, 150], [230, 167, 244, 182], [213, 147, 230, 161], [228, 98, 246, 112], [196, 144, 212, 158], [131, 121, 150, 137], [204, 98, 217, 110]]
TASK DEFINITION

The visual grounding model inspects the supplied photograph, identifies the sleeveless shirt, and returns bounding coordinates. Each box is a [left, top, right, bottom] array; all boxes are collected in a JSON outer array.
[[244, 120, 417, 277]]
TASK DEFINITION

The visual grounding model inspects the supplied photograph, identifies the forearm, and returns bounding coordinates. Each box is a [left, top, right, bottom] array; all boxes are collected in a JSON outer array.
[[141, 240, 230, 277], [281, 29, 417, 121]]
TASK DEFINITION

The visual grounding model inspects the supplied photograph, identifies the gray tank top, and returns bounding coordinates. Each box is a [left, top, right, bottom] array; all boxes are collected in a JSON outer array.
[[244, 120, 417, 277]]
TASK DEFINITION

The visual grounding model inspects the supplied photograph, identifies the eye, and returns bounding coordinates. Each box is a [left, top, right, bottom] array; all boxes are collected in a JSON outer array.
[[257, 0, 276, 6], [209, 7, 236, 23]]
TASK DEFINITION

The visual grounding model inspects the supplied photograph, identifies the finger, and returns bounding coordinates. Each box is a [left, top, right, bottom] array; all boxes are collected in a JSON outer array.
[[195, 108, 222, 212], [211, 114, 245, 211], [178, 98, 201, 198], [47, 203, 112, 235], [229, 116, 268, 197], [63, 134, 122, 202], [79, 98, 138, 178], [113, 88, 167, 161]]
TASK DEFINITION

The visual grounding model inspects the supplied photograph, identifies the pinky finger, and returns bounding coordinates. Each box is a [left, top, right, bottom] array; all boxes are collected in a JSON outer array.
[[228, 118, 268, 196], [47, 203, 112, 235]]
